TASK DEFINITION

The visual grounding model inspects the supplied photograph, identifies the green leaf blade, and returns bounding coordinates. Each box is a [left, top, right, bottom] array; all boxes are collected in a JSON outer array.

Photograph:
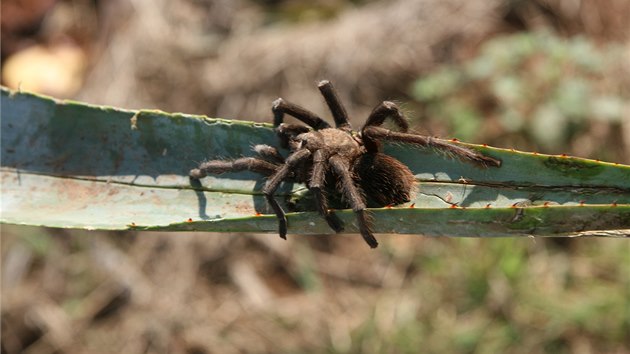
[[2, 87, 629, 237]]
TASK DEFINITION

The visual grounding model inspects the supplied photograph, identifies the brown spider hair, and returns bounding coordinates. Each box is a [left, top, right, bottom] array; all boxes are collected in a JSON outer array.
[[191, 80, 500, 248]]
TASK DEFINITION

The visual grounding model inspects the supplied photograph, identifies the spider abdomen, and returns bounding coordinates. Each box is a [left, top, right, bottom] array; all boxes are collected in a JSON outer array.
[[353, 153, 415, 207]]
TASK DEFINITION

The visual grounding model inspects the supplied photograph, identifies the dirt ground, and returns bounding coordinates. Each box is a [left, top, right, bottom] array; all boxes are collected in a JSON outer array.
[[2, 0, 630, 353]]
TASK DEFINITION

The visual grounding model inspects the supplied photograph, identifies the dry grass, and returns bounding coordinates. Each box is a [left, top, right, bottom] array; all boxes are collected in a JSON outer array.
[[2, 226, 629, 353], [76, 0, 503, 123], [2, 0, 630, 353]]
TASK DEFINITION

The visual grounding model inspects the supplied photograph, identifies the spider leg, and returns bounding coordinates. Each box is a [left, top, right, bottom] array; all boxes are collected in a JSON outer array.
[[272, 98, 331, 130], [362, 126, 502, 167], [329, 155, 378, 248], [263, 149, 312, 240], [317, 80, 352, 130], [363, 101, 409, 131], [361, 101, 409, 152], [190, 157, 279, 179], [309, 150, 344, 233], [253, 144, 285, 164]]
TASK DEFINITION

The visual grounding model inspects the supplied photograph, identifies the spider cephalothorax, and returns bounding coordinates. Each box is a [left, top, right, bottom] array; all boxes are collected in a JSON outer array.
[[190, 80, 501, 248]]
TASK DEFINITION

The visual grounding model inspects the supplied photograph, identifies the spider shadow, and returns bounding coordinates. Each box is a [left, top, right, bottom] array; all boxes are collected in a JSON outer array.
[[189, 174, 313, 220], [250, 180, 316, 215], [189, 177, 211, 220]]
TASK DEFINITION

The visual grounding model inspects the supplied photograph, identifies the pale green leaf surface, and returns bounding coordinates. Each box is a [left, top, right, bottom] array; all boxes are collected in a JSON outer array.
[[1, 87, 629, 236]]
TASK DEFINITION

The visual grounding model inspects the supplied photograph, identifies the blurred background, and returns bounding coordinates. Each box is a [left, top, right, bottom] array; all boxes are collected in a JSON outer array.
[[1, 0, 629, 353]]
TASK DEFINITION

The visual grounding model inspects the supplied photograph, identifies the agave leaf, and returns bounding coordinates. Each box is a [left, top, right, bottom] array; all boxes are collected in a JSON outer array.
[[1, 87, 629, 237]]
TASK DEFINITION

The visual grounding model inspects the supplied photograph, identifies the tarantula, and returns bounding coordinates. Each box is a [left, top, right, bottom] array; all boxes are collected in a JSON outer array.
[[190, 80, 501, 248]]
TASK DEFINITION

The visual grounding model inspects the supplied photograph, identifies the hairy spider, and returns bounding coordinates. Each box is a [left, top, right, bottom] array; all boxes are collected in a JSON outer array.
[[190, 80, 501, 248]]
